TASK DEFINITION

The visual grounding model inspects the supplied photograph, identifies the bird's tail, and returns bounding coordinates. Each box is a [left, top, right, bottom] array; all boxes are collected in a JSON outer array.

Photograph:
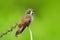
[[15, 25, 26, 37], [0, 23, 18, 38]]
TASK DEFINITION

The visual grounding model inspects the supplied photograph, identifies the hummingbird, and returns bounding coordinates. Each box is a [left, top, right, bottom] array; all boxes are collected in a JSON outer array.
[[16, 9, 34, 37]]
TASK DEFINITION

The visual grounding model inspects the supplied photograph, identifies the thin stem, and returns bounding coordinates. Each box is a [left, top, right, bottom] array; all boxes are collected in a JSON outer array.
[[28, 28, 33, 40], [0, 23, 17, 38]]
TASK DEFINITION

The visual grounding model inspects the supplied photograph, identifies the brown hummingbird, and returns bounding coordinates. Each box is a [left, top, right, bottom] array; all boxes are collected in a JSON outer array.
[[16, 9, 34, 37]]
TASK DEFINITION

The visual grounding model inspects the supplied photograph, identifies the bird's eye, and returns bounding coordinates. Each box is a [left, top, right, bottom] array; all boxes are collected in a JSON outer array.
[[27, 10, 31, 14]]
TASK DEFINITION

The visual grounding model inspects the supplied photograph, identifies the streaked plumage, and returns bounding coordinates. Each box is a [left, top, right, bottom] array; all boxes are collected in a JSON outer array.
[[16, 9, 34, 36]]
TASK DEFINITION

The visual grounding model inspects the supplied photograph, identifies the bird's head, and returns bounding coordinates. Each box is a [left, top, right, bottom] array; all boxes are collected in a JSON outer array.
[[26, 8, 34, 15]]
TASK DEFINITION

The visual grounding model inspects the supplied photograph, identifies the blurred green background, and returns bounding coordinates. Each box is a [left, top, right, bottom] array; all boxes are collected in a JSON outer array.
[[0, 0, 60, 40]]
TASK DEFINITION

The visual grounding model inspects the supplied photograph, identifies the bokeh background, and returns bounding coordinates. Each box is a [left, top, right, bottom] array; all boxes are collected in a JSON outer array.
[[0, 0, 60, 40]]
